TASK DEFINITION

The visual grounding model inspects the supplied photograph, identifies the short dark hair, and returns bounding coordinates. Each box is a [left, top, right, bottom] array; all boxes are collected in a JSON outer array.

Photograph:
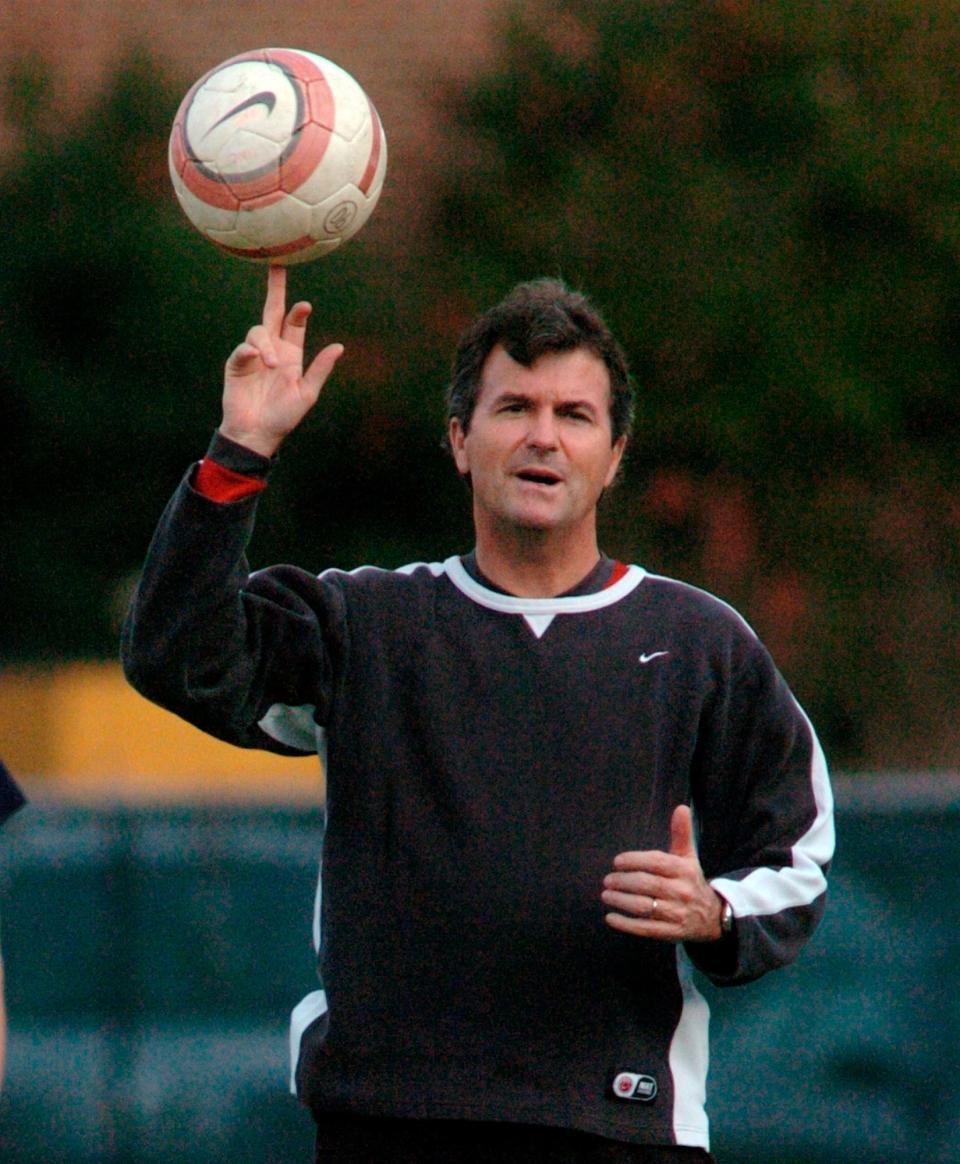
[[444, 278, 634, 447]]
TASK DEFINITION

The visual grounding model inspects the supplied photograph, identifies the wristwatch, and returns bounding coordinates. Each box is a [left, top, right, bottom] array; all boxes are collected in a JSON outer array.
[[719, 897, 734, 935]]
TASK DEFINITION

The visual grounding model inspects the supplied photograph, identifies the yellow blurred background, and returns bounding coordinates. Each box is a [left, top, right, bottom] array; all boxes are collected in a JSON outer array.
[[0, 663, 322, 802]]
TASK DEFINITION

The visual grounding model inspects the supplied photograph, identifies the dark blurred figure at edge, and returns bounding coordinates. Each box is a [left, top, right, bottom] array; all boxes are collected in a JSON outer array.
[[0, 759, 27, 1092]]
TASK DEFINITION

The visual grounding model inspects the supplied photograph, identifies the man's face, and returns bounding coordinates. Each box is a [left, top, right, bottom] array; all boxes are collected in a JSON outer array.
[[448, 344, 626, 540]]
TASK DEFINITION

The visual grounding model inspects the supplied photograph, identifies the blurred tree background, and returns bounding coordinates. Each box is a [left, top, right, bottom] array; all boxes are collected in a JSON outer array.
[[3, 0, 960, 769]]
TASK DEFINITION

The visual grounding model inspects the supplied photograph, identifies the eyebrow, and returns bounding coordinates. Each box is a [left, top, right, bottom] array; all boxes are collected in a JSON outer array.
[[488, 391, 601, 416]]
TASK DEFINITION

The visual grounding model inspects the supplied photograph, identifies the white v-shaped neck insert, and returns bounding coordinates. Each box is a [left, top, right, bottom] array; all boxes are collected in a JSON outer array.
[[443, 556, 646, 639]]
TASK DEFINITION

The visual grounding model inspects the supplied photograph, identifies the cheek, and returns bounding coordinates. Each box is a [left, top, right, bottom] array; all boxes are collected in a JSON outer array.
[[575, 442, 617, 482], [463, 430, 510, 475]]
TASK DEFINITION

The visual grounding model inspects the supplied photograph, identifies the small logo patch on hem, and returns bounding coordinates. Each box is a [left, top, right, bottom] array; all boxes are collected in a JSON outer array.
[[612, 1072, 658, 1102]]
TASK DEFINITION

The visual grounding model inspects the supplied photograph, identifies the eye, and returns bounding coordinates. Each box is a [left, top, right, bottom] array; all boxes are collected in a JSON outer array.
[[561, 406, 594, 423]]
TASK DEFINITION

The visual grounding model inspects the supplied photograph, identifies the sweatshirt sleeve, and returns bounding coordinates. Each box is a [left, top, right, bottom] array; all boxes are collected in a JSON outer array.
[[120, 434, 344, 756], [685, 636, 835, 986]]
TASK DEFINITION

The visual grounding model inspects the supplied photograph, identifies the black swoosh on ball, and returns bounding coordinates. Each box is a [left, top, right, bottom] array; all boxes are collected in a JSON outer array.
[[203, 91, 278, 138]]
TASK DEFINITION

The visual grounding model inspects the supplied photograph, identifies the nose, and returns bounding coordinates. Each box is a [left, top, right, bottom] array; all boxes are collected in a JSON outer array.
[[524, 406, 559, 450]]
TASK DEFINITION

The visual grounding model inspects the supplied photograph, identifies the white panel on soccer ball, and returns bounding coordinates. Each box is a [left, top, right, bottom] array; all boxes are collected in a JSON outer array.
[[178, 131, 218, 169], [319, 63, 372, 140], [307, 184, 370, 244], [200, 59, 289, 105], [189, 64, 300, 155], [238, 193, 313, 246], [184, 91, 250, 161], [174, 184, 239, 233], [206, 226, 254, 251], [198, 64, 248, 94], [301, 123, 381, 205], [214, 128, 283, 183], [295, 143, 354, 204], [299, 124, 385, 220], [243, 111, 306, 148]]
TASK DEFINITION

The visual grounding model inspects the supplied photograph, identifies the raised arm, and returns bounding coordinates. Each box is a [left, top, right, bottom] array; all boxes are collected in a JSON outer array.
[[121, 267, 346, 752], [219, 264, 343, 457]]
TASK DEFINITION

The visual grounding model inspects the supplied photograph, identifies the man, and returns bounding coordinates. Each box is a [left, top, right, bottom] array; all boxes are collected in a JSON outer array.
[[122, 268, 834, 1163]]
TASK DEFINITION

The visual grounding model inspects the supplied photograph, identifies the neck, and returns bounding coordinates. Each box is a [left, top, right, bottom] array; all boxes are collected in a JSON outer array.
[[472, 523, 602, 598]]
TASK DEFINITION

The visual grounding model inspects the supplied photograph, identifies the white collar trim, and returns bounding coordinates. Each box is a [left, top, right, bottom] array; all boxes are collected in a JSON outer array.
[[443, 555, 645, 637]]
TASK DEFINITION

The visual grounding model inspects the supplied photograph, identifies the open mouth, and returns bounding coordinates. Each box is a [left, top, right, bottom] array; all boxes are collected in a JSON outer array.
[[515, 469, 562, 487]]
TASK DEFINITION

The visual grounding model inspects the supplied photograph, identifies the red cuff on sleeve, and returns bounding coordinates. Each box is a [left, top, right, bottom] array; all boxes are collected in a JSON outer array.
[[194, 458, 268, 503]]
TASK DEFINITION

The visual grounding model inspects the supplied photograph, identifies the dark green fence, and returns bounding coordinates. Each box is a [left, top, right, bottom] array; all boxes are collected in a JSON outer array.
[[0, 780, 956, 1163], [0, 806, 324, 1163]]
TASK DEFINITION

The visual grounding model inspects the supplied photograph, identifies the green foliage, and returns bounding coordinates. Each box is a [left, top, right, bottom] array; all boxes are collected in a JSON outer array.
[[4, 2, 960, 765], [0, 53, 457, 663], [433, 0, 960, 764]]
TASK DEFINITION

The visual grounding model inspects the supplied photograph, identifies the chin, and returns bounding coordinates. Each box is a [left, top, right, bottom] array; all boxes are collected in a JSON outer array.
[[511, 511, 567, 534]]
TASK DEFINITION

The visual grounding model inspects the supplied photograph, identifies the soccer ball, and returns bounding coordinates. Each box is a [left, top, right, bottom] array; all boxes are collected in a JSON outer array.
[[168, 48, 387, 264]]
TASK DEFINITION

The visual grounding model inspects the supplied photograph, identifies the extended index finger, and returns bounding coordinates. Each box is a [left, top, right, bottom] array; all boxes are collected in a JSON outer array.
[[262, 264, 288, 333]]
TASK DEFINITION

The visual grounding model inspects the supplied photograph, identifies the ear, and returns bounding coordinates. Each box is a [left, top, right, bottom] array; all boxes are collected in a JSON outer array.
[[448, 417, 470, 476], [604, 435, 627, 488]]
